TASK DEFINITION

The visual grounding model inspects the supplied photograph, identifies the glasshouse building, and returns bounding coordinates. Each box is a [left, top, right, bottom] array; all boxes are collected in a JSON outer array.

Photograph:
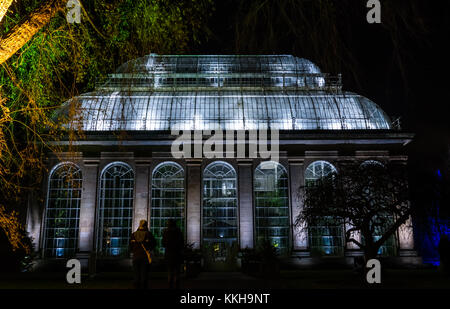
[[26, 54, 418, 265]]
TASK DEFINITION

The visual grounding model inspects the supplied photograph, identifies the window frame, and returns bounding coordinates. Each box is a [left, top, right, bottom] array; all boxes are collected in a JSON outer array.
[[43, 162, 82, 258], [96, 162, 135, 257], [201, 161, 238, 256], [150, 161, 186, 254], [253, 161, 290, 254]]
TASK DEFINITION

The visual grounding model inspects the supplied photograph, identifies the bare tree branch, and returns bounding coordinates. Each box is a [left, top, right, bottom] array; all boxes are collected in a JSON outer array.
[[297, 161, 410, 261]]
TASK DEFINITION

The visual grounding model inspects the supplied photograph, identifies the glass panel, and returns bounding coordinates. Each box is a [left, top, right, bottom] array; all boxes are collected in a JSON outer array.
[[254, 161, 290, 254], [202, 161, 238, 256], [170, 92, 196, 130], [308, 217, 344, 256], [68, 55, 392, 132], [195, 92, 220, 131], [220, 91, 245, 130], [304, 161, 344, 256], [151, 162, 185, 254], [44, 163, 82, 258], [98, 163, 134, 257], [266, 95, 293, 130], [359, 160, 397, 256], [146, 92, 171, 130], [289, 93, 319, 130]]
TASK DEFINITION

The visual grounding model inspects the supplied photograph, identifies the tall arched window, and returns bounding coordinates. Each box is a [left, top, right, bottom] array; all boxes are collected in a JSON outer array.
[[305, 161, 344, 256], [254, 161, 289, 253], [151, 162, 185, 254], [44, 163, 82, 258], [97, 162, 134, 257], [360, 160, 397, 256], [202, 161, 238, 256]]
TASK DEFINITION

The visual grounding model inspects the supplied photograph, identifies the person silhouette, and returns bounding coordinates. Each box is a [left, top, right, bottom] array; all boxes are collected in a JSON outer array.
[[130, 220, 156, 289], [162, 219, 184, 289]]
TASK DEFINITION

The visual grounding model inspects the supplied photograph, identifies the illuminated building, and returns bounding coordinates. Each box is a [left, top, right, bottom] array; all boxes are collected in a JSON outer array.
[[26, 55, 419, 266]]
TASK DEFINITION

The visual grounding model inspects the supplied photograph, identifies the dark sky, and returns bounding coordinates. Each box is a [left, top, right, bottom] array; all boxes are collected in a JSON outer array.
[[197, 0, 450, 212], [197, 1, 448, 135]]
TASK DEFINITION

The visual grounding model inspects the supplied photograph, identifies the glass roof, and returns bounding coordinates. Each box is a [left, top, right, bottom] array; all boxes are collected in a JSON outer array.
[[58, 55, 392, 131]]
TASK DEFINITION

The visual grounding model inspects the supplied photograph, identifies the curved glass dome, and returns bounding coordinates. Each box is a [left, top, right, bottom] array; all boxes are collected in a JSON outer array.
[[58, 54, 392, 131]]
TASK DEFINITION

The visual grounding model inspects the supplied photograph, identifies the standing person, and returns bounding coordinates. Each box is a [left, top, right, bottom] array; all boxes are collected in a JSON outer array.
[[130, 219, 156, 289], [162, 219, 184, 289]]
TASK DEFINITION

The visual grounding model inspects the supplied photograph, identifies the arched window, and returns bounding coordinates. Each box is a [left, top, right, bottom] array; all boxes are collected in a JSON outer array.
[[44, 163, 82, 258], [360, 160, 385, 168], [360, 160, 396, 256], [305, 161, 344, 256], [97, 162, 134, 257], [151, 162, 185, 254], [304, 160, 337, 186], [254, 161, 289, 253], [202, 161, 238, 256]]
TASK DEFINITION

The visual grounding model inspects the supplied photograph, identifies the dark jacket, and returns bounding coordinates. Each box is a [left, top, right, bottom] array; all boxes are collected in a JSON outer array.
[[130, 229, 156, 260], [162, 226, 184, 265]]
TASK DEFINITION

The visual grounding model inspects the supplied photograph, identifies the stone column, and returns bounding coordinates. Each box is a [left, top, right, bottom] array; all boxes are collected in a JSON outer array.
[[288, 159, 308, 252], [186, 160, 202, 249], [390, 158, 417, 256], [77, 160, 99, 273], [238, 160, 254, 249], [133, 161, 150, 231], [398, 216, 416, 255], [345, 226, 362, 253], [26, 189, 44, 254], [78, 160, 99, 252]]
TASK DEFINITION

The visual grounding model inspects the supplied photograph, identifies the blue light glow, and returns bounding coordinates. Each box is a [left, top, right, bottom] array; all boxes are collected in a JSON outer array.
[[419, 217, 450, 266]]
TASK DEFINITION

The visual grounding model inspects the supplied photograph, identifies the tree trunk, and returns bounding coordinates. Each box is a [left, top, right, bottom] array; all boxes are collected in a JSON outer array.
[[0, 0, 65, 65], [0, 0, 14, 23]]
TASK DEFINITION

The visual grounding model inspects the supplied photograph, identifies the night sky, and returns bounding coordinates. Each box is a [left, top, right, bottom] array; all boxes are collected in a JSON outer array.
[[197, 0, 450, 219], [200, 1, 448, 133]]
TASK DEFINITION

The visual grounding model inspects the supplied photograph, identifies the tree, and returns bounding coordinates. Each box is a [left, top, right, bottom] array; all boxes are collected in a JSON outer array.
[[296, 161, 411, 262], [0, 0, 14, 23], [0, 0, 213, 254], [0, 0, 66, 65]]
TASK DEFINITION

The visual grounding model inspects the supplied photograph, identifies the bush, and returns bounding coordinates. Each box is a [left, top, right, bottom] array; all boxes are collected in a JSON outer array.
[[202, 242, 239, 271], [240, 248, 260, 274], [183, 243, 202, 277], [0, 229, 34, 273]]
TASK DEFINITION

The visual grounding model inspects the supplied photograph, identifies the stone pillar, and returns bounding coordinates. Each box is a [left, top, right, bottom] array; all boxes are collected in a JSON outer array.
[[288, 159, 308, 252], [238, 160, 254, 249], [398, 216, 416, 255], [186, 160, 202, 249], [345, 226, 362, 251], [133, 161, 150, 231], [26, 189, 44, 254], [78, 160, 99, 252], [76, 160, 99, 273], [390, 158, 417, 256]]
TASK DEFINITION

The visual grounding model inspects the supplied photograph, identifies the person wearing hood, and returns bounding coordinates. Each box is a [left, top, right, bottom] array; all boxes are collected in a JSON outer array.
[[130, 219, 156, 289]]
